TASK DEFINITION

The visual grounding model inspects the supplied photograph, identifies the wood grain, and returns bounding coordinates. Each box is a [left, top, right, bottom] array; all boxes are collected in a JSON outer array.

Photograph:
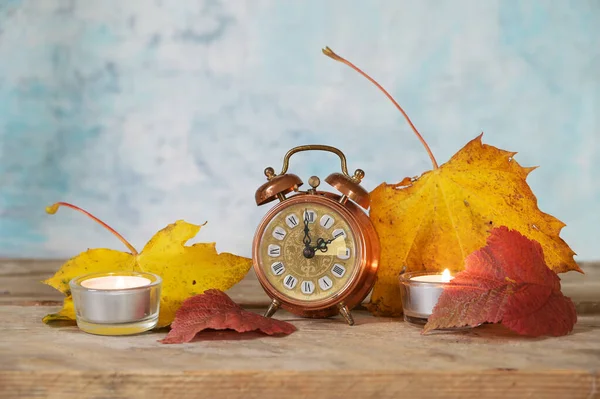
[[1, 259, 599, 312], [0, 370, 598, 399], [2, 306, 600, 371], [0, 258, 272, 306], [1, 259, 599, 399]]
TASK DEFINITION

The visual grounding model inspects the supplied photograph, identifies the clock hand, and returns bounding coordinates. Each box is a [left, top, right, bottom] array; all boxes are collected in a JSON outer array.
[[312, 235, 342, 253], [302, 210, 315, 259], [302, 210, 311, 247]]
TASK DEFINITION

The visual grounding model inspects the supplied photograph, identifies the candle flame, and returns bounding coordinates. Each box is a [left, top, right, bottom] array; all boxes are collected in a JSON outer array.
[[441, 268, 453, 283], [115, 276, 126, 289]]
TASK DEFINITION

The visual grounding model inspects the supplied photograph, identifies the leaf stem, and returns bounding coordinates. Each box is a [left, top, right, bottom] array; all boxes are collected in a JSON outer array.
[[322, 46, 439, 170], [46, 202, 138, 255]]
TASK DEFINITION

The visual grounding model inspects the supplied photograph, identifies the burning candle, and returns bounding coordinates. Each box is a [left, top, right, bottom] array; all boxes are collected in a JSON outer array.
[[399, 268, 457, 326], [410, 269, 454, 284], [43, 203, 163, 336], [70, 272, 161, 336], [81, 275, 152, 290]]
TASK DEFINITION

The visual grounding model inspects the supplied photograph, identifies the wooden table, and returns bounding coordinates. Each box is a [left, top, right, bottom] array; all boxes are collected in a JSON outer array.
[[1, 259, 599, 399]]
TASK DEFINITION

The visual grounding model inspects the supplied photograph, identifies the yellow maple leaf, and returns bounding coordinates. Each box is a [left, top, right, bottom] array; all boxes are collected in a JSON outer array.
[[323, 47, 579, 316], [43, 296, 75, 324], [43, 203, 252, 327], [369, 136, 579, 315]]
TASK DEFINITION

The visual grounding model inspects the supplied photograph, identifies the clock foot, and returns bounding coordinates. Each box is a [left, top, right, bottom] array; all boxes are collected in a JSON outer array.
[[264, 299, 281, 318], [337, 302, 355, 326]]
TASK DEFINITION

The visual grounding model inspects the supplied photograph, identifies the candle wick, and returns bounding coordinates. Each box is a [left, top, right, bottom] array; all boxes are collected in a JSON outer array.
[[441, 269, 453, 283]]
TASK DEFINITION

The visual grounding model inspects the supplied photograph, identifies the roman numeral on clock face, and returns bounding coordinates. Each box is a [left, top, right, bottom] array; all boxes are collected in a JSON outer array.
[[301, 280, 315, 294], [286, 214, 299, 228], [303, 209, 316, 223], [272, 226, 286, 240], [320, 215, 334, 229], [283, 274, 298, 289], [318, 276, 333, 291], [332, 229, 346, 240], [268, 244, 281, 257], [332, 264, 346, 278], [337, 247, 351, 260], [271, 262, 285, 276]]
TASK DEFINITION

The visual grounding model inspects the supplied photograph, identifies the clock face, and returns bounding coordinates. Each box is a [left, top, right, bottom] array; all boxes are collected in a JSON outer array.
[[257, 202, 359, 302]]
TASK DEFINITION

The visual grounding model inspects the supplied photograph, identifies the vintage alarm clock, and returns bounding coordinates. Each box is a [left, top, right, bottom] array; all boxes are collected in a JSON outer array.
[[252, 145, 380, 325]]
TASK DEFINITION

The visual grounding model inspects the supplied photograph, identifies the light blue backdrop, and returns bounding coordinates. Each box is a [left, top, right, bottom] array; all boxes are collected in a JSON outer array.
[[0, 0, 598, 261]]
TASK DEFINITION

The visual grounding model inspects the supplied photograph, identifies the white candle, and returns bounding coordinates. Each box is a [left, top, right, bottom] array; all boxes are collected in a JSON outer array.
[[410, 269, 454, 283], [81, 275, 151, 290], [400, 269, 455, 323]]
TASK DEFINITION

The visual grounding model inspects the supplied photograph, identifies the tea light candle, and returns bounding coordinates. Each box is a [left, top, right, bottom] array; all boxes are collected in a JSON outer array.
[[70, 272, 161, 336], [81, 275, 152, 290], [410, 269, 454, 284], [399, 269, 455, 326]]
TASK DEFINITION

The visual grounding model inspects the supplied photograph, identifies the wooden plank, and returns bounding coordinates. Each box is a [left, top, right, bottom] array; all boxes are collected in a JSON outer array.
[[0, 259, 63, 304], [1, 259, 599, 313], [0, 370, 598, 399], [1, 258, 600, 399], [0, 308, 599, 398], [0, 258, 271, 307], [2, 306, 599, 372]]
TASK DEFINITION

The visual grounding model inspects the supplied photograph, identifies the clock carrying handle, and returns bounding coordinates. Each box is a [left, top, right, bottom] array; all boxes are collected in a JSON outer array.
[[278, 145, 351, 177], [280, 145, 370, 209], [255, 144, 370, 209]]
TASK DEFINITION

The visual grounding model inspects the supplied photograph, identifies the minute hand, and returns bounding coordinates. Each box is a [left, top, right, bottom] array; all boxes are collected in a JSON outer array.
[[312, 236, 339, 252], [302, 211, 312, 248]]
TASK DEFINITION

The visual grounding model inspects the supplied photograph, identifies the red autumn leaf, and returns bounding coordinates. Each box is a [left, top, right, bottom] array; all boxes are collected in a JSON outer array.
[[160, 289, 296, 344], [423, 226, 577, 337]]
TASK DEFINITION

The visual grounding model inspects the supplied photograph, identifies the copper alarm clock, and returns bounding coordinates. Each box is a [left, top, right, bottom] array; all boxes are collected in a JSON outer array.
[[252, 145, 380, 325]]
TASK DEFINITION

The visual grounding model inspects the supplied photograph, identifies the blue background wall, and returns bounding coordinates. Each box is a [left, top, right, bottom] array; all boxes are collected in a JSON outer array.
[[0, 0, 598, 260]]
